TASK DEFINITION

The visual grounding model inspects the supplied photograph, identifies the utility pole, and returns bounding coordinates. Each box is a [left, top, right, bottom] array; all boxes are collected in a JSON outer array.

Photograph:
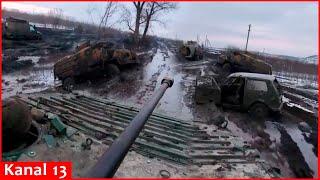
[[245, 24, 251, 52], [263, 48, 266, 62]]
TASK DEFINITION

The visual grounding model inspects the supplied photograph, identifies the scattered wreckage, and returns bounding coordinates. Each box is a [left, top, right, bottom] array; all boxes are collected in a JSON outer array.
[[53, 41, 138, 90], [217, 51, 272, 74], [179, 41, 204, 61], [195, 72, 283, 118], [3, 17, 42, 40]]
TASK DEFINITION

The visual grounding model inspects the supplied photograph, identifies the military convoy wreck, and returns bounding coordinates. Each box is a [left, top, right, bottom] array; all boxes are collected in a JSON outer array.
[[2, 35, 285, 177], [3, 17, 42, 40], [54, 41, 138, 90], [2, 18, 304, 177], [217, 51, 272, 75], [179, 41, 204, 61]]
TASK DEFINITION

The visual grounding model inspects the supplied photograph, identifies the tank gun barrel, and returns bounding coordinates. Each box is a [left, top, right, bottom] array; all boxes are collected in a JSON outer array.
[[86, 77, 174, 178]]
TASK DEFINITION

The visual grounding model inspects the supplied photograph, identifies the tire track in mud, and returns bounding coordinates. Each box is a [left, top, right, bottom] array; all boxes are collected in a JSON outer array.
[[277, 124, 314, 177], [135, 63, 167, 105]]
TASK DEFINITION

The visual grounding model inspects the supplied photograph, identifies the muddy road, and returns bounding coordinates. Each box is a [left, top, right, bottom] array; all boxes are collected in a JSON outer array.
[[2, 39, 318, 178]]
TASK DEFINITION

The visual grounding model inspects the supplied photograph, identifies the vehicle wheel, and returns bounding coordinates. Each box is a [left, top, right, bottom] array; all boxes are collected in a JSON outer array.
[[222, 63, 231, 72], [193, 55, 198, 61], [105, 64, 120, 77], [62, 77, 75, 91], [193, 50, 199, 61], [249, 103, 269, 120]]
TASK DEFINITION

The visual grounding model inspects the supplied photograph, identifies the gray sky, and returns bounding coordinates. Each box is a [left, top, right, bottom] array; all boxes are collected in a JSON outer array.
[[2, 2, 318, 57]]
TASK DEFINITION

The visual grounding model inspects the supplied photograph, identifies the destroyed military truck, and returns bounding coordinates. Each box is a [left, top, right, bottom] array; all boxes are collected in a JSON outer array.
[[179, 41, 204, 61], [217, 51, 272, 74], [54, 41, 138, 90], [195, 72, 283, 118], [3, 17, 42, 40]]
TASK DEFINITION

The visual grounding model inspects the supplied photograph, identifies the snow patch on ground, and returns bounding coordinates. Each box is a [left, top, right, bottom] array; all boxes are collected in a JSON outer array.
[[283, 96, 314, 113]]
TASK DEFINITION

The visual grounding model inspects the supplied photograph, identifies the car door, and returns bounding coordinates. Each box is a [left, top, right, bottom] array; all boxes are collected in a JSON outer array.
[[221, 76, 244, 105], [243, 78, 269, 108]]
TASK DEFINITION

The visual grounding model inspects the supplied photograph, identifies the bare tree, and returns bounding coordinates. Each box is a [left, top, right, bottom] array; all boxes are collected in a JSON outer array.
[[133, 2, 146, 44], [97, 2, 118, 38], [121, 2, 146, 45], [38, 14, 48, 28], [86, 5, 97, 25], [121, 6, 134, 32], [141, 2, 177, 42], [48, 8, 64, 29]]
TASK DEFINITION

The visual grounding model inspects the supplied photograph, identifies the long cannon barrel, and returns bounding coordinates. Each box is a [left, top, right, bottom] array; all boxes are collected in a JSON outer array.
[[86, 77, 174, 178]]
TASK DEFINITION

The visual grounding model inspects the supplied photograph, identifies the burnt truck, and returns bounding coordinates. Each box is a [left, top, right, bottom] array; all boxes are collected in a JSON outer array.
[[3, 17, 42, 40], [217, 51, 272, 75], [54, 41, 138, 90], [195, 73, 283, 118], [179, 41, 204, 61]]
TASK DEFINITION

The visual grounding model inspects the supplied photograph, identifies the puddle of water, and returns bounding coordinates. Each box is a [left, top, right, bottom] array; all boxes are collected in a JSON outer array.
[[264, 121, 318, 177], [17, 56, 41, 64], [2, 62, 54, 99], [156, 50, 193, 120], [135, 45, 194, 121], [283, 123, 318, 177], [143, 48, 167, 81]]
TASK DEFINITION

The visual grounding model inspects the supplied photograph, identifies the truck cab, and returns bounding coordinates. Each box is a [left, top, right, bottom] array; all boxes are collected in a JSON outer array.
[[4, 17, 42, 40]]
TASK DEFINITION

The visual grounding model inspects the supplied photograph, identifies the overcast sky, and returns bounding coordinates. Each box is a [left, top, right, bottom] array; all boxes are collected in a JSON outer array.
[[2, 2, 318, 57]]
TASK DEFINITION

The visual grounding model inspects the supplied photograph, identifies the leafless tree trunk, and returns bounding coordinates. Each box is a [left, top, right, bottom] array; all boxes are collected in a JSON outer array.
[[133, 2, 146, 45], [121, 2, 153, 46], [97, 2, 118, 38], [141, 2, 177, 43]]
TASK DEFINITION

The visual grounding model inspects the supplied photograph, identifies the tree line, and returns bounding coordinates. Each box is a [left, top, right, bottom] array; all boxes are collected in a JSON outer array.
[[2, 2, 177, 46]]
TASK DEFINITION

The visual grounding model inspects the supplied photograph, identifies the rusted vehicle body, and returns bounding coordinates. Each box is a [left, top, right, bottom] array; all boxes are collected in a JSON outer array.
[[3, 17, 42, 40], [195, 75, 221, 104], [218, 51, 272, 74], [179, 41, 204, 61], [196, 73, 283, 118], [54, 41, 138, 90]]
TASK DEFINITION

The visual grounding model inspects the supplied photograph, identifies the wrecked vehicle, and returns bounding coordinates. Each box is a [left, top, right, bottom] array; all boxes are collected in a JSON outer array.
[[54, 41, 138, 90], [217, 51, 272, 74], [196, 72, 283, 118], [179, 41, 204, 61], [3, 17, 42, 40]]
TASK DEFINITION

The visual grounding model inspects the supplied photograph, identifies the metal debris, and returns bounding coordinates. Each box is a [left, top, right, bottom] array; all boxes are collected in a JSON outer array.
[[81, 138, 93, 150], [159, 170, 171, 178], [27, 151, 37, 157], [49, 115, 67, 135], [43, 134, 56, 148]]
